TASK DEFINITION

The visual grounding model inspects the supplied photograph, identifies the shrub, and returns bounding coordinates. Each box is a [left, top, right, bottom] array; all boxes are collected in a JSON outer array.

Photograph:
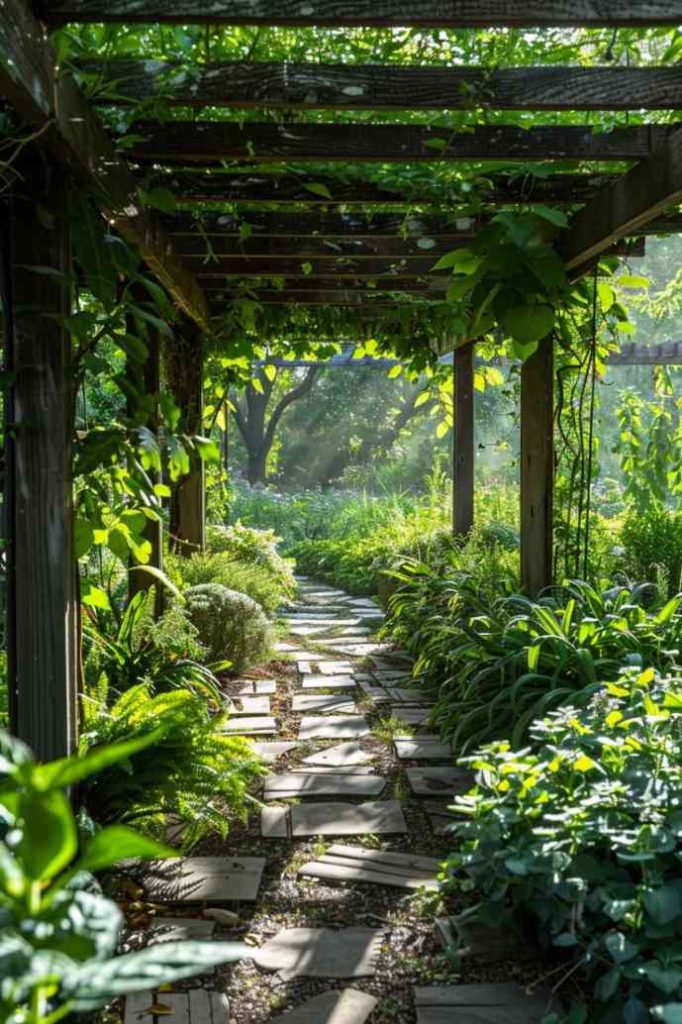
[[386, 570, 682, 751], [445, 667, 682, 1024], [185, 582, 271, 671], [0, 729, 246, 1021], [167, 550, 288, 616], [81, 678, 265, 845], [206, 521, 296, 599], [621, 506, 682, 598]]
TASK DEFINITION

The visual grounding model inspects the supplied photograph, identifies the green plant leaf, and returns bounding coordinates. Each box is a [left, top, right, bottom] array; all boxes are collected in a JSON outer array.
[[500, 303, 555, 344], [17, 789, 77, 882], [76, 826, 177, 875], [32, 728, 167, 792]]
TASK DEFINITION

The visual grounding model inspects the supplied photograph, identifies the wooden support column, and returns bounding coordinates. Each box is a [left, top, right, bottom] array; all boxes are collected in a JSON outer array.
[[1, 181, 78, 759], [126, 298, 164, 611], [453, 342, 475, 537], [520, 337, 555, 596], [167, 324, 205, 556]]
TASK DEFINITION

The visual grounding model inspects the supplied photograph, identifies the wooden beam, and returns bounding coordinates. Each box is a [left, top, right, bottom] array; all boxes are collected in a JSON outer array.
[[166, 211, 478, 237], [80, 60, 682, 113], [520, 338, 554, 596], [608, 341, 682, 365], [37, 1, 682, 27], [159, 170, 615, 206], [1, 181, 78, 760], [454, 342, 474, 537], [199, 277, 447, 295], [174, 235, 470, 259], [127, 121, 678, 164], [210, 289, 445, 306], [167, 325, 205, 557], [0, 0, 209, 331], [191, 256, 442, 277], [561, 127, 682, 272]]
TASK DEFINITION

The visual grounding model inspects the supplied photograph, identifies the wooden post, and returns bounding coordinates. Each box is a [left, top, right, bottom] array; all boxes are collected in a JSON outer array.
[[167, 323, 205, 556], [520, 336, 555, 595], [453, 342, 475, 537], [1, 181, 78, 759], [126, 298, 164, 611]]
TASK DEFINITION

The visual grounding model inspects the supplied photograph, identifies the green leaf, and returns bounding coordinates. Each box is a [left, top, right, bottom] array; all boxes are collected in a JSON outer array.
[[142, 187, 176, 213], [302, 182, 332, 200], [644, 884, 682, 926], [531, 205, 568, 228], [500, 303, 555, 345], [81, 582, 111, 611], [604, 931, 640, 964], [17, 789, 77, 882], [652, 1005, 682, 1023], [128, 564, 184, 603], [643, 964, 682, 996], [388, 364, 402, 379], [76, 827, 177, 875], [32, 728, 167, 792], [432, 248, 479, 273]]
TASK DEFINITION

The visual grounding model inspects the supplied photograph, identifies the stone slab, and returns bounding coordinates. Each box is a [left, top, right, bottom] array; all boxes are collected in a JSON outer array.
[[329, 643, 390, 657], [423, 800, 460, 836], [389, 707, 431, 726], [148, 917, 216, 943], [387, 687, 425, 703], [140, 857, 266, 903], [291, 799, 407, 836], [303, 741, 373, 767], [301, 674, 356, 690], [316, 661, 355, 675], [262, 805, 289, 837], [299, 843, 440, 891], [292, 766, 374, 775], [235, 679, 276, 695], [394, 737, 452, 762], [291, 625, 333, 637], [283, 616, 362, 627], [125, 991, 229, 1024], [299, 716, 369, 740], [406, 767, 474, 797], [293, 695, 360, 714], [267, 989, 378, 1024], [357, 681, 391, 703], [231, 696, 271, 715], [414, 984, 556, 1024], [253, 927, 385, 980], [337, 628, 372, 637], [222, 716, 277, 736], [253, 741, 298, 762], [264, 772, 385, 799]]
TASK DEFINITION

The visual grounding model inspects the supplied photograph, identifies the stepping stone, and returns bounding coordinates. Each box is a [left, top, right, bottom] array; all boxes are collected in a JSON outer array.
[[292, 695, 360, 714], [292, 766, 374, 775], [299, 843, 441, 891], [328, 643, 391, 657], [394, 736, 452, 762], [223, 716, 277, 736], [387, 687, 424, 703], [267, 989, 378, 1024], [283, 616, 362, 627], [125, 991, 229, 1024], [140, 857, 266, 903], [291, 625, 333, 637], [357, 681, 391, 703], [262, 799, 408, 837], [423, 800, 461, 835], [303, 741, 373, 767], [413, 984, 556, 1024], [435, 914, 539, 964], [234, 679, 276, 696], [230, 696, 271, 715], [337, 627, 372, 637], [299, 716, 369, 740], [347, 598, 381, 609], [389, 707, 431, 726], [407, 767, 474, 797], [316, 661, 355, 675], [274, 641, 298, 652], [263, 772, 385, 799], [148, 917, 216, 943], [253, 741, 299, 762], [373, 670, 411, 682], [253, 927, 385, 980], [297, 660, 313, 675], [301, 674, 356, 690]]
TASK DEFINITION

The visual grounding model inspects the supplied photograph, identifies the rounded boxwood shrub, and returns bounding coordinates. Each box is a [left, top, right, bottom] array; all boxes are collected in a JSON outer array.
[[185, 583, 271, 672]]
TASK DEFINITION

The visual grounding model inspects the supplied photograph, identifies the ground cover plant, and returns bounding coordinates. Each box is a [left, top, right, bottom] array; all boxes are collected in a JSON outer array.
[[386, 567, 682, 752], [0, 729, 246, 1023], [444, 666, 682, 1024]]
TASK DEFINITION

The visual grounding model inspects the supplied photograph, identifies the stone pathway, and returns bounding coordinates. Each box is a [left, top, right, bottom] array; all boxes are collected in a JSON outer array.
[[123, 578, 556, 1024]]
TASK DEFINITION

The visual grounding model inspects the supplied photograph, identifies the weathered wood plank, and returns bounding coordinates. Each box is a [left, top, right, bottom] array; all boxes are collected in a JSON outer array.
[[158, 170, 615, 206], [454, 342, 474, 537], [126, 121, 678, 164], [0, 0, 209, 330], [175, 235, 469, 259], [38, 1, 682, 27], [203, 285, 447, 305], [520, 338, 554, 596], [2, 182, 78, 761], [166, 210, 477, 237], [561, 127, 682, 273], [609, 341, 682, 365], [193, 256, 442, 277], [80, 60, 682, 112]]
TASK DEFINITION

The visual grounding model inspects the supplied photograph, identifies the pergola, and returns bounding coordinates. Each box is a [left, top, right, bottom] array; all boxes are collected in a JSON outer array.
[[2, 1, 682, 761]]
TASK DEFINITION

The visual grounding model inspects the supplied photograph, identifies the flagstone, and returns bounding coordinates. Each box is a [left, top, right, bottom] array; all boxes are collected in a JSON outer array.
[[423, 800, 461, 835], [387, 687, 425, 703], [388, 707, 431, 726], [291, 766, 375, 775], [252, 741, 298, 762], [292, 694, 360, 714], [235, 679, 276, 695], [413, 984, 556, 1024], [299, 716, 370, 740], [263, 771, 385, 799], [299, 843, 441, 891], [283, 616, 362, 627], [406, 767, 475, 797], [267, 989, 378, 1024], [148, 917, 216, 943], [435, 914, 538, 964], [302, 741, 373, 767], [291, 625, 332, 637], [301, 674, 356, 690], [223, 716, 277, 735], [315, 661, 355, 675], [140, 857, 266, 903], [262, 799, 407, 837], [327, 643, 391, 657], [394, 737, 452, 761], [231, 695, 271, 715], [253, 927, 385, 979], [124, 991, 230, 1024]]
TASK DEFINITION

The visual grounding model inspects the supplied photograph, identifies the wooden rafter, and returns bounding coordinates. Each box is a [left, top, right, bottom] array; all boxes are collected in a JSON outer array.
[[0, 0, 209, 330], [78, 60, 682, 112], [126, 121, 680, 164], [198, 277, 448, 294], [173, 236, 471, 259], [36, 1, 682, 27], [561, 127, 682, 273]]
